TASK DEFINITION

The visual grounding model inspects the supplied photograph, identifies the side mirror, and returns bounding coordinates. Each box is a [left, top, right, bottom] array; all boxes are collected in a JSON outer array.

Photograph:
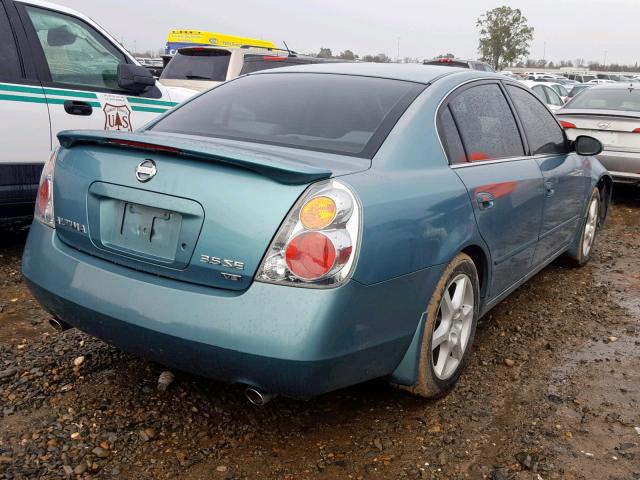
[[573, 135, 603, 156], [47, 26, 76, 47], [117, 64, 155, 93]]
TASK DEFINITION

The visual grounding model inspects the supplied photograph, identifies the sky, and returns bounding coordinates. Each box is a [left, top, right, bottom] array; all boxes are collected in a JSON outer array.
[[55, 0, 640, 65]]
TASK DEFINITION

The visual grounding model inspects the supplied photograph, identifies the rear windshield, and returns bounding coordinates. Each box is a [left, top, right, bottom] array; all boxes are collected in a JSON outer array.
[[160, 50, 230, 81], [566, 88, 640, 111], [239, 55, 313, 75], [151, 73, 424, 158]]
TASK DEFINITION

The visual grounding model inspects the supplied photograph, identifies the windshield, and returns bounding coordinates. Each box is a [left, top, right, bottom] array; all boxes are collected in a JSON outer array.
[[160, 50, 231, 81], [151, 73, 424, 158], [566, 88, 640, 111]]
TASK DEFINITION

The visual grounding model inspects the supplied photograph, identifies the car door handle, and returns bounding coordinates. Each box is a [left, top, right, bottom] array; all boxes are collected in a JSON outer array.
[[63, 100, 93, 116], [476, 192, 495, 210], [544, 181, 555, 197]]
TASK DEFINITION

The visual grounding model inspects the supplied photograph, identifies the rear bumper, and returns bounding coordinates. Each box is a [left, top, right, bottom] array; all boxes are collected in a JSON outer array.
[[596, 150, 640, 182], [22, 221, 443, 398]]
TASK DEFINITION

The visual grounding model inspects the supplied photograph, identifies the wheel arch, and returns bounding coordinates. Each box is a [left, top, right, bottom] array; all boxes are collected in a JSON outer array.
[[596, 173, 613, 226], [460, 244, 490, 300]]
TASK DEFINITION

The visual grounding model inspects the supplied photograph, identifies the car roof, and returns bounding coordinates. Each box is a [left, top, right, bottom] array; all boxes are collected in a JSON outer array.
[[246, 62, 501, 85], [15, 0, 92, 21]]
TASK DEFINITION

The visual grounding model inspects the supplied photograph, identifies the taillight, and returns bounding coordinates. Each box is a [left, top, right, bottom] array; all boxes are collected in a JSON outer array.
[[632, 128, 640, 133], [256, 180, 360, 287], [559, 120, 576, 129], [34, 148, 59, 228]]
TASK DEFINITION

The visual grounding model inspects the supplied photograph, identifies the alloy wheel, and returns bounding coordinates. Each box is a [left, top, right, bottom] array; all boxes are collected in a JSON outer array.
[[431, 274, 475, 380]]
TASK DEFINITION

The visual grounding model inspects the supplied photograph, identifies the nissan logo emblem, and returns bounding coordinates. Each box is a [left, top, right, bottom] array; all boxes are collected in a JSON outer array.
[[135, 159, 157, 182]]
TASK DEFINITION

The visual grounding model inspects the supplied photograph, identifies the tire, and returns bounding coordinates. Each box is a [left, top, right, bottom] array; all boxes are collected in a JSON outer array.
[[403, 253, 480, 399], [564, 187, 601, 267]]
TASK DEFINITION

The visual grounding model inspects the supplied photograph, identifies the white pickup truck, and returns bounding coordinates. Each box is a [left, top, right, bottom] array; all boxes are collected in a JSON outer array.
[[0, 0, 195, 216]]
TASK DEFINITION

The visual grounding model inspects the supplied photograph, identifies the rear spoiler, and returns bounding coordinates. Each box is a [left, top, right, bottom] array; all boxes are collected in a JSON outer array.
[[556, 109, 640, 120], [57, 130, 333, 185]]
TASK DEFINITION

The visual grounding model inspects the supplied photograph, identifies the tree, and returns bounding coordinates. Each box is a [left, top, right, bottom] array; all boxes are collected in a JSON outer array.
[[436, 53, 455, 59], [477, 6, 534, 70], [362, 53, 391, 63], [339, 50, 356, 60], [317, 48, 333, 58]]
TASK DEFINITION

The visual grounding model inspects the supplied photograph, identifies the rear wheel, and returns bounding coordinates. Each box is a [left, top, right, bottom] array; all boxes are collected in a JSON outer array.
[[404, 253, 480, 398], [564, 187, 600, 266]]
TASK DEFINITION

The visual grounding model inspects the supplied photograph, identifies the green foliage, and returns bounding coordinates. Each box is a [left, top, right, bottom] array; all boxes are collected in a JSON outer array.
[[317, 48, 333, 58], [477, 6, 534, 70], [339, 50, 356, 60]]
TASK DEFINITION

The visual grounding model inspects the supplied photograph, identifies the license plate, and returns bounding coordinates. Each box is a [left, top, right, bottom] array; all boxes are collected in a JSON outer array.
[[102, 201, 182, 261]]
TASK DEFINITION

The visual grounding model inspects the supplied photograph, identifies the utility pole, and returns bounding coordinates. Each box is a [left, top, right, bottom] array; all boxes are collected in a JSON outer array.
[[603, 51, 607, 68], [397, 37, 400, 63], [543, 41, 546, 63]]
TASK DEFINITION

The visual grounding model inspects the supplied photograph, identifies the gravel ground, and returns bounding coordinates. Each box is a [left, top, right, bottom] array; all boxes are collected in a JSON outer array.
[[0, 187, 639, 480]]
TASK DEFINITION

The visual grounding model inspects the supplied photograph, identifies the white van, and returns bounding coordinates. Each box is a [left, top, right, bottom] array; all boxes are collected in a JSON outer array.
[[0, 0, 196, 216]]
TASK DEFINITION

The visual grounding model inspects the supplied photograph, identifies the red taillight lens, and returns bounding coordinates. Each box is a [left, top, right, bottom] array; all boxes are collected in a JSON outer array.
[[559, 121, 576, 129], [438, 58, 452, 63], [632, 128, 640, 133], [263, 56, 287, 61], [34, 148, 58, 227], [35, 178, 49, 215], [285, 232, 336, 280]]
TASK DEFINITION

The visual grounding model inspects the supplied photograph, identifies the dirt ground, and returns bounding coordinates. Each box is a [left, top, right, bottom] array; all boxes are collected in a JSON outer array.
[[0, 187, 639, 480]]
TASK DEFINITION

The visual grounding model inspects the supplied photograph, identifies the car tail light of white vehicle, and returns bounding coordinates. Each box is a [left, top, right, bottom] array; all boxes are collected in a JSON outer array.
[[256, 179, 361, 288], [34, 148, 59, 228]]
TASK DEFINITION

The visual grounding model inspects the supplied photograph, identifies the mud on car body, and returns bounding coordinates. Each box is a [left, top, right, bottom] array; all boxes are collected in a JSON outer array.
[[22, 63, 612, 401]]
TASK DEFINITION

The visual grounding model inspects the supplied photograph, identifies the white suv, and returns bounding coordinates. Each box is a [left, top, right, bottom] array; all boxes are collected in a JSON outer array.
[[0, 0, 196, 216]]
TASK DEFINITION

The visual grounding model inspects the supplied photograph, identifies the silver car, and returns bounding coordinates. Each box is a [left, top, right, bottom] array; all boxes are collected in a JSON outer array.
[[557, 83, 640, 183]]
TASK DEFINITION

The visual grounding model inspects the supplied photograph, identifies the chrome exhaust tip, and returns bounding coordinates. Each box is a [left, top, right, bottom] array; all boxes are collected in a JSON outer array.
[[48, 317, 72, 332], [244, 387, 276, 406]]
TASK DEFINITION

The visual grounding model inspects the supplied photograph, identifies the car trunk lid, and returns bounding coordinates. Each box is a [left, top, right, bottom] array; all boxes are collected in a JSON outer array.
[[53, 130, 369, 290], [557, 109, 640, 151]]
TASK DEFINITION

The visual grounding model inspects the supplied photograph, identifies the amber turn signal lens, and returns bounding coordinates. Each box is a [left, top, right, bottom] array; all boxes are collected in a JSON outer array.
[[300, 196, 337, 230]]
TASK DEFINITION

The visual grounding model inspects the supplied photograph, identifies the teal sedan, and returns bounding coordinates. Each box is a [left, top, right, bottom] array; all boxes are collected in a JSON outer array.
[[22, 64, 611, 403]]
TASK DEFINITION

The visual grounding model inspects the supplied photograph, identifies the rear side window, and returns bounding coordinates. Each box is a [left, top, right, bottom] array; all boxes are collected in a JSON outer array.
[[507, 85, 566, 155], [438, 107, 467, 164], [448, 83, 524, 161], [545, 86, 564, 107], [152, 73, 424, 158], [161, 50, 231, 81], [0, 4, 21, 80]]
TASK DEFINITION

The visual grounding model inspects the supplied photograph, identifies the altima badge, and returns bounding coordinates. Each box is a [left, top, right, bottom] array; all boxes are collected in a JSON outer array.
[[135, 159, 157, 182]]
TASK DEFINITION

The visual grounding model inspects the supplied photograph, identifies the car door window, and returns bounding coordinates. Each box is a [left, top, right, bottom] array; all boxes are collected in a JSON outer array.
[[506, 85, 567, 155], [0, 4, 22, 80], [25, 6, 126, 90], [448, 83, 524, 162]]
